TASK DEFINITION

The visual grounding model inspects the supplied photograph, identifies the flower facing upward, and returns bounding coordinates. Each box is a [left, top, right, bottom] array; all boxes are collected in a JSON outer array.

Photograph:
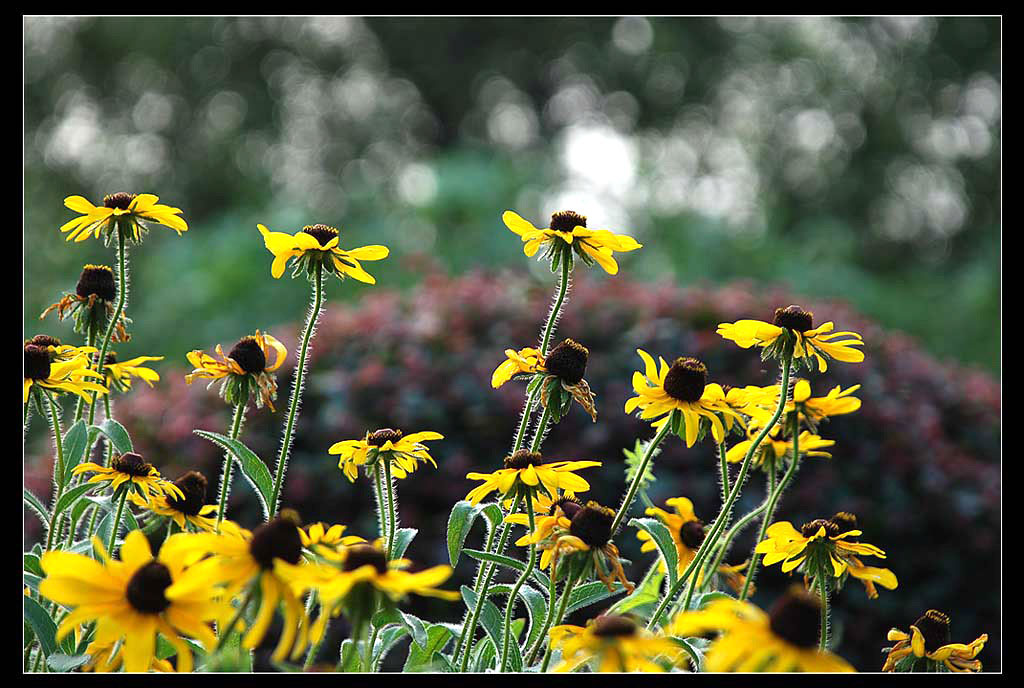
[[129, 471, 219, 532], [502, 210, 642, 274], [40, 264, 132, 341], [73, 452, 185, 505], [39, 531, 222, 672], [60, 193, 188, 244], [104, 353, 163, 393], [258, 223, 389, 283], [624, 350, 745, 447], [882, 610, 987, 673], [464, 450, 601, 505], [549, 615, 683, 673], [717, 306, 865, 372], [299, 522, 366, 551], [23, 342, 107, 403], [185, 331, 287, 410], [328, 429, 443, 482], [671, 586, 855, 672]]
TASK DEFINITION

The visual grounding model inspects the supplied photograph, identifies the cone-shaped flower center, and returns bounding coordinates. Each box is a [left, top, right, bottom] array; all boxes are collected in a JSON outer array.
[[76, 264, 117, 301], [126, 560, 173, 614], [103, 192, 136, 210], [768, 586, 821, 649], [302, 224, 339, 247], [104, 353, 118, 366], [24, 345, 51, 381], [550, 496, 583, 520], [828, 512, 859, 540], [112, 452, 153, 477], [549, 210, 587, 233], [504, 450, 544, 470], [367, 428, 404, 447], [773, 305, 814, 333], [29, 335, 62, 349], [801, 519, 840, 538], [166, 471, 208, 516], [914, 610, 952, 653], [662, 357, 708, 402], [570, 503, 614, 548], [249, 512, 303, 569], [591, 615, 638, 638], [681, 520, 707, 549], [342, 544, 389, 574], [544, 339, 589, 384], [228, 336, 267, 375]]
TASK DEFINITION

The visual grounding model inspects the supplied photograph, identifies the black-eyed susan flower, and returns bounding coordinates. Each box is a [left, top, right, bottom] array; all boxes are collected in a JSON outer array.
[[465, 450, 601, 506], [24, 334, 98, 362], [129, 471, 219, 532], [73, 452, 184, 505], [491, 346, 544, 388], [162, 511, 312, 662], [185, 331, 287, 410], [39, 530, 221, 673], [624, 350, 745, 448], [502, 210, 642, 275], [80, 640, 175, 673], [23, 340, 107, 404], [717, 305, 865, 373], [328, 428, 443, 482], [744, 380, 862, 434], [103, 353, 163, 393], [882, 609, 987, 673], [299, 522, 366, 552], [670, 585, 855, 672], [549, 615, 683, 672], [60, 193, 188, 244], [725, 426, 835, 470], [40, 264, 132, 342], [754, 515, 897, 598], [493, 338, 598, 422], [519, 500, 634, 593], [258, 223, 389, 283], [637, 497, 752, 595]]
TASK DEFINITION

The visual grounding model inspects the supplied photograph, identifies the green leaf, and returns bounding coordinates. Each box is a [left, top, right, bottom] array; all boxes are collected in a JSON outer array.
[[24, 572, 43, 594], [60, 420, 89, 486], [471, 635, 496, 672], [565, 581, 628, 615], [46, 653, 92, 672], [24, 552, 44, 577], [194, 430, 273, 519], [461, 585, 520, 671], [401, 611, 428, 650], [24, 596, 58, 657], [93, 419, 133, 454], [338, 639, 362, 672], [462, 548, 550, 590], [607, 563, 665, 619], [51, 483, 97, 522], [403, 623, 454, 672], [371, 624, 410, 669], [691, 590, 734, 610], [510, 583, 548, 653], [392, 528, 418, 560], [24, 488, 50, 525], [446, 500, 487, 567], [629, 517, 679, 585]]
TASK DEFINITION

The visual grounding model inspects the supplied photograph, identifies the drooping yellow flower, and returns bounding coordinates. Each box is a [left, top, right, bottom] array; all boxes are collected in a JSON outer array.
[[503, 209, 642, 275], [128, 471, 219, 532], [23, 342, 107, 403], [882, 610, 987, 673], [39, 531, 221, 673], [464, 450, 600, 506], [491, 347, 544, 388], [258, 223, 389, 283], [624, 350, 745, 447], [72, 452, 185, 505], [549, 615, 684, 672], [39, 265, 132, 342], [185, 331, 287, 410], [670, 587, 855, 672], [494, 339, 598, 421], [725, 426, 835, 468], [104, 353, 163, 393], [717, 305, 865, 373], [328, 428, 443, 482], [60, 193, 188, 244]]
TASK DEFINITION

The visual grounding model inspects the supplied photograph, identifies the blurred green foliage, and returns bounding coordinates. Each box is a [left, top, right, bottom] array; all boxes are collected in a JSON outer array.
[[25, 17, 999, 372]]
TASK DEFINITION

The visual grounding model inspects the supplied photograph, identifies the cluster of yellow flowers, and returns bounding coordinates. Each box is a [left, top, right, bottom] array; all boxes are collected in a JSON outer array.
[[23, 197, 986, 674]]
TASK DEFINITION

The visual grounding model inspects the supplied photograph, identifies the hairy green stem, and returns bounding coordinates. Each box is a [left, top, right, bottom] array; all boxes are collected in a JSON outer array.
[[499, 491, 536, 672], [216, 402, 247, 529], [610, 421, 671, 536], [540, 256, 570, 356], [382, 459, 397, 559], [106, 488, 128, 554], [525, 561, 559, 664], [43, 391, 66, 551], [86, 228, 127, 425], [818, 575, 830, 650], [539, 566, 583, 673], [217, 582, 257, 651], [718, 442, 731, 504]]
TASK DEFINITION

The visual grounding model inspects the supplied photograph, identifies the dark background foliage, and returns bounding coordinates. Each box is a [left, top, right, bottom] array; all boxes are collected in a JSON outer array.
[[25, 271, 1001, 671]]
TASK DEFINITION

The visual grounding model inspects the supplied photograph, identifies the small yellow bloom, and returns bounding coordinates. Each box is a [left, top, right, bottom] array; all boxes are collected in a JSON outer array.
[[491, 347, 544, 388], [72, 452, 184, 505], [464, 450, 600, 506], [24, 341, 107, 403], [503, 209, 641, 275], [549, 615, 684, 672], [104, 353, 163, 393], [60, 192, 187, 243], [328, 428, 443, 482], [258, 223, 389, 283], [725, 426, 835, 468], [882, 610, 987, 673], [129, 471, 219, 532]]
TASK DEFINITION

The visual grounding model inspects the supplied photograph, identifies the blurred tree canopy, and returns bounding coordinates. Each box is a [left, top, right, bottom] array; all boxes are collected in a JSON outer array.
[[24, 17, 1000, 371]]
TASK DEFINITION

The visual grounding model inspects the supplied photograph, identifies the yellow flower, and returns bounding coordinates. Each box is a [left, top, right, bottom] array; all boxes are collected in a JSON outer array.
[[185, 331, 287, 410], [744, 380, 861, 433], [72, 452, 185, 505], [60, 193, 187, 244], [491, 347, 544, 388], [725, 426, 835, 469], [24, 341, 107, 403], [624, 350, 745, 447], [39, 531, 221, 673], [717, 305, 864, 372], [503, 209, 641, 275], [328, 428, 443, 482], [128, 471, 219, 532], [258, 223, 389, 282], [549, 615, 684, 672], [464, 450, 600, 505], [670, 586, 855, 672], [299, 522, 366, 550], [494, 339, 598, 421], [754, 514, 897, 597], [80, 640, 175, 673], [104, 353, 163, 393], [882, 610, 987, 673]]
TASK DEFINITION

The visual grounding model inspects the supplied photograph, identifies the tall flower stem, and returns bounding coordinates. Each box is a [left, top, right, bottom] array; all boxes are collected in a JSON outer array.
[[216, 402, 247, 529], [382, 459, 398, 559], [84, 228, 128, 425], [43, 391, 66, 551], [540, 257, 570, 356], [525, 563, 559, 664], [372, 464, 390, 543], [817, 575, 830, 650], [610, 422, 672, 536], [107, 488, 128, 554], [268, 263, 325, 518], [71, 327, 97, 423], [511, 387, 541, 453], [697, 487, 772, 592], [717, 442, 731, 504], [538, 566, 583, 673], [499, 491, 536, 672], [217, 582, 257, 650]]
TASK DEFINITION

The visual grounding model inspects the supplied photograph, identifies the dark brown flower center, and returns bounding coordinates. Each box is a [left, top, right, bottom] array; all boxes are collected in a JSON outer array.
[[342, 544, 389, 574], [28, 335, 62, 349], [104, 353, 117, 366], [828, 512, 859, 540], [801, 519, 840, 538], [662, 357, 708, 403], [549, 210, 587, 233], [550, 496, 583, 520], [591, 615, 638, 638], [914, 610, 951, 653], [302, 224, 339, 247], [24, 345, 52, 380], [76, 265, 117, 301], [773, 305, 814, 333], [569, 502, 614, 548], [768, 586, 821, 649], [103, 192, 136, 210], [125, 560, 173, 614], [112, 452, 153, 477], [249, 512, 303, 569], [366, 428, 404, 447], [504, 450, 544, 470], [680, 520, 706, 549], [544, 339, 589, 385], [166, 471, 208, 516], [228, 336, 267, 375]]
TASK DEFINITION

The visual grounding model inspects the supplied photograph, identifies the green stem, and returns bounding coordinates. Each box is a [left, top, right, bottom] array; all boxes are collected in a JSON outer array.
[[540, 256, 570, 356], [512, 387, 541, 453], [372, 464, 390, 543], [216, 402, 247, 529], [73, 316, 97, 423], [698, 490, 771, 593], [610, 421, 671, 536], [269, 263, 325, 517], [539, 566, 582, 673], [107, 488, 128, 554], [818, 576, 830, 650], [86, 228, 127, 426], [44, 391, 66, 551], [217, 582, 257, 651], [301, 593, 324, 669], [528, 404, 551, 453], [364, 621, 380, 671], [525, 560, 559, 664], [382, 459, 397, 559], [718, 442, 731, 505], [499, 491, 536, 672]]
